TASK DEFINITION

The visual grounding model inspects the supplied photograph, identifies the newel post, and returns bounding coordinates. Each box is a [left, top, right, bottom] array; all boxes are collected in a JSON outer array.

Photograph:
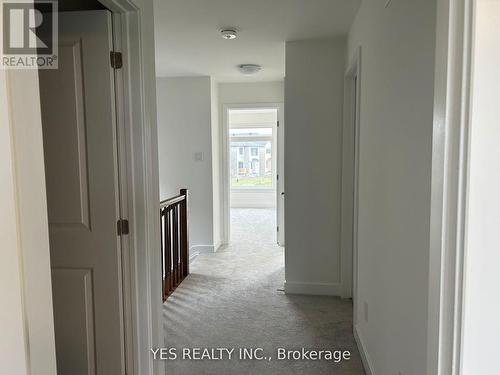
[[180, 188, 189, 276]]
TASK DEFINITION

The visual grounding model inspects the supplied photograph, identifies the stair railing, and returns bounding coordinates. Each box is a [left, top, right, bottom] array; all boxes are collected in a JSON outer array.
[[160, 189, 189, 302]]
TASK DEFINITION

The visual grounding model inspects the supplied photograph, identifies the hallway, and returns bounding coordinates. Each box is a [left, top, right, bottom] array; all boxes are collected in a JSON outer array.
[[163, 208, 365, 374]]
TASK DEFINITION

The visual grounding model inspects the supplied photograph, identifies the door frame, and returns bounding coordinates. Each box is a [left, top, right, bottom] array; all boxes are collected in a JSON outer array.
[[427, 0, 474, 374], [2, 0, 163, 374], [220, 102, 284, 245], [341, 47, 361, 306], [98, 2, 162, 375]]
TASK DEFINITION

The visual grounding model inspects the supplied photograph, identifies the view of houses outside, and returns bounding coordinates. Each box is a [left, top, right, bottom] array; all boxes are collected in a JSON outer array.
[[229, 127, 273, 188]]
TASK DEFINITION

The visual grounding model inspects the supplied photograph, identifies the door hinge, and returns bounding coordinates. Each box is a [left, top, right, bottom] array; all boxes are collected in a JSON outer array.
[[276, 174, 279, 181], [277, 226, 279, 232], [110, 51, 123, 69], [277, 120, 280, 127], [117, 219, 129, 236]]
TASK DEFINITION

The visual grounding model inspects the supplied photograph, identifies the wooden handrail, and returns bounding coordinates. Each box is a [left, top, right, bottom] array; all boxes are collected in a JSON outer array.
[[160, 189, 189, 302], [160, 194, 185, 208]]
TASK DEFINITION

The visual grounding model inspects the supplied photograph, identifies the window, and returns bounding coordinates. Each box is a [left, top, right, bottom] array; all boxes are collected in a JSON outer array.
[[230, 126, 273, 189]]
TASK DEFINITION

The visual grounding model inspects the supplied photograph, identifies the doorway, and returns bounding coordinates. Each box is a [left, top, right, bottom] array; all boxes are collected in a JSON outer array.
[[38, 9, 127, 375], [35, 0, 159, 371], [222, 104, 285, 246]]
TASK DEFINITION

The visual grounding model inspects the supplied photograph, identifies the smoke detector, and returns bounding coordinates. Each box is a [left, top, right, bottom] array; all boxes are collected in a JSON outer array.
[[237, 64, 262, 75], [220, 28, 237, 40]]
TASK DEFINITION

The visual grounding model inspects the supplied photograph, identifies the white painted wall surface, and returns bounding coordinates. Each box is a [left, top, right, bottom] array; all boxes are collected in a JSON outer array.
[[218, 81, 284, 104], [347, 1, 436, 374], [210, 78, 222, 250], [284, 38, 346, 296], [156, 77, 215, 250], [461, 2, 500, 373], [11, 72, 58, 375], [0, 69, 56, 375]]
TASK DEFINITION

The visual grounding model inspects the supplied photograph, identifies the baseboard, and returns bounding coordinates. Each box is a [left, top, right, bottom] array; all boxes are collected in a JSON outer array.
[[353, 324, 375, 375], [284, 281, 342, 296], [213, 241, 222, 253], [189, 251, 200, 263], [190, 245, 215, 253], [188, 244, 222, 262]]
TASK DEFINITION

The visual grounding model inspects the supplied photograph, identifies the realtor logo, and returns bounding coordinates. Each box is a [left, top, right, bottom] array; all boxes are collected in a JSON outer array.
[[1, 0, 58, 69]]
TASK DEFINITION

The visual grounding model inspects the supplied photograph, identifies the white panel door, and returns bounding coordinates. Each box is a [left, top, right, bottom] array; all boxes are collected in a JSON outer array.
[[39, 10, 125, 375]]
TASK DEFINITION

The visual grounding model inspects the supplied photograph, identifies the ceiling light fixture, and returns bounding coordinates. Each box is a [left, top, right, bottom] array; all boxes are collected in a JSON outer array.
[[237, 64, 262, 75], [220, 28, 238, 40]]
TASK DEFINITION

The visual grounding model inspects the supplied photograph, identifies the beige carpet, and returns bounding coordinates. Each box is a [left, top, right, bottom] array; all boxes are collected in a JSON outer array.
[[163, 208, 365, 375]]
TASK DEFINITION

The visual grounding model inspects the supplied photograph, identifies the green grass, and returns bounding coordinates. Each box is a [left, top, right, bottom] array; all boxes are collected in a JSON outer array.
[[231, 176, 272, 187]]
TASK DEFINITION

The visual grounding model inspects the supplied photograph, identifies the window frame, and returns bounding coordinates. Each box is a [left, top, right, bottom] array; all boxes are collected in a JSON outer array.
[[229, 130, 274, 191]]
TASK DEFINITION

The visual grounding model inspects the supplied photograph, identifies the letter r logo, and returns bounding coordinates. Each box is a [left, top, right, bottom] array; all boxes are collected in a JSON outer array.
[[2, 2, 54, 55]]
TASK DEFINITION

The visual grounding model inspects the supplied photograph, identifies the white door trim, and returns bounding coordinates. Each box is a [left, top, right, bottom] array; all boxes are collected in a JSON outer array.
[[97, 1, 163, 375], [341, 47, 361, 306], [109, 10, 136, 375], [276, 106, 285, 246], [220, 102, 284, 245], [427, 0, 474, 374]]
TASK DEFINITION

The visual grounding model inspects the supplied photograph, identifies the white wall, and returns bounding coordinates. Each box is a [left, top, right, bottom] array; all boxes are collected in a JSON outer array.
[[284, 38, 346, 296], [0, 69, 57, 375], [218, 81, 284, 104], [461, 2, 500, 373], [157, 77, 214, 251], [347, 1, 436, 374]]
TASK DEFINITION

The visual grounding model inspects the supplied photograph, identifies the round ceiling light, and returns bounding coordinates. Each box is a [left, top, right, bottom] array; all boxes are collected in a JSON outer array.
[[220, 29, 237, 40], [238, 64, 262, 75]]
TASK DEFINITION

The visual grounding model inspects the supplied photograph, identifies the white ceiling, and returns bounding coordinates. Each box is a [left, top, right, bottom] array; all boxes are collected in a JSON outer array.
[[153, 0, 361, 82]]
